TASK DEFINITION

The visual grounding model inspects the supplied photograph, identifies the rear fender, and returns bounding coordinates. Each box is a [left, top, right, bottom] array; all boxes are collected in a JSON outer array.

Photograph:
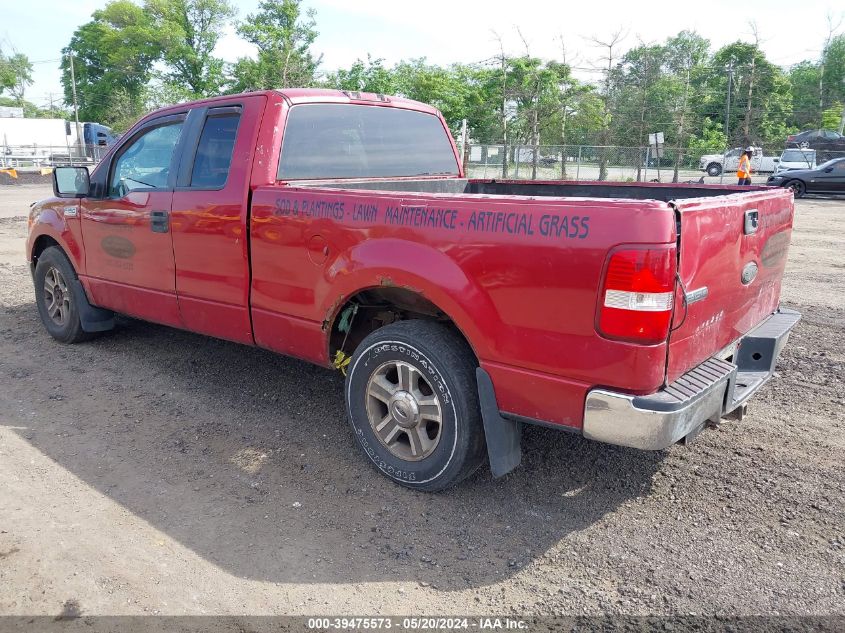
[[323, 238, 500, 360]]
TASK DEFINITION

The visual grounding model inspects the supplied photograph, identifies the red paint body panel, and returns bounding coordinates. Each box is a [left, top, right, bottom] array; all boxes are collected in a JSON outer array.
[[26, 90, 796, 434], [26, 200, 86, 274], [667, 188, 794, 383], [79, 189, 182, 328], [249, 186, 676, 403], [170, 94, 267, 344]]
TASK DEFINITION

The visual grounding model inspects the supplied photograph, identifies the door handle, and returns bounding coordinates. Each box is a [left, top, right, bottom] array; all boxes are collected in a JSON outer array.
[[150, 210, 169, 233]]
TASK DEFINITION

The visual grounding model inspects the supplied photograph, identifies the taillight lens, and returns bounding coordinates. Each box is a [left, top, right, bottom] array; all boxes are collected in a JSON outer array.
[[598, 246, 676, 344]]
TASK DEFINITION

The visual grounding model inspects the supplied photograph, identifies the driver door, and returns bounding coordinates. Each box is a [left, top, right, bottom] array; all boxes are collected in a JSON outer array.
[[80, 114, 186, 327], [814, 159, 845, 193]]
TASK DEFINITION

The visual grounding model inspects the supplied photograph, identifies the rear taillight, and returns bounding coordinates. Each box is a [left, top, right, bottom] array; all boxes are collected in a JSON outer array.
[[597, 246, 676, 344]]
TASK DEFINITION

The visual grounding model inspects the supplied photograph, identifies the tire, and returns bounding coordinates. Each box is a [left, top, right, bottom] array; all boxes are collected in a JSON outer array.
[[345, 320, 486, 492], [34, 246, 94, 343], [706, 163, 722, 177], [784, 179, 806, 197]]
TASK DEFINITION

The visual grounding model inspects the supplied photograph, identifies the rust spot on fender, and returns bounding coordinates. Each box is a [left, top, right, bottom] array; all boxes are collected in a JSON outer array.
[[379, 276, 395, 287], [322, 295, 344, 331]]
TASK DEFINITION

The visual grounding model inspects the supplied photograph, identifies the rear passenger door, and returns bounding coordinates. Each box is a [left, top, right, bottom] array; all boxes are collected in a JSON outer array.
[[170, 96, 266, 344]]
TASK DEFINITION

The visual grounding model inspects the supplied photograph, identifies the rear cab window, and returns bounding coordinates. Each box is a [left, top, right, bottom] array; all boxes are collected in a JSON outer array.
[[190, 108, 241, 189], [277, 103, 459, 180], [780, 150, 814, 163]]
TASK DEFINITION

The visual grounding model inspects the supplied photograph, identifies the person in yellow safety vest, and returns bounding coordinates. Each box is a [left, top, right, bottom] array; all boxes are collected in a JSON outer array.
[[737, 147, 754, 185]]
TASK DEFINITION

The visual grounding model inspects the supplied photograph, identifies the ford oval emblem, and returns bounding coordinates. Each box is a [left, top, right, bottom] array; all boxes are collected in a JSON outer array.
[[101, 235, 136, 259], [741, 261, 759, 285]]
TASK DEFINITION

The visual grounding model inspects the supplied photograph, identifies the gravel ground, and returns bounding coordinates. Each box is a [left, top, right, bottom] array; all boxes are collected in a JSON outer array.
[[0, 190, 842, 621]]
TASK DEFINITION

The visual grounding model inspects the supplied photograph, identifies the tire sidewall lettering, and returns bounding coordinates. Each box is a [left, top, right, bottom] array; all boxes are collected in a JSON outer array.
[[347, 339, 459, 485]]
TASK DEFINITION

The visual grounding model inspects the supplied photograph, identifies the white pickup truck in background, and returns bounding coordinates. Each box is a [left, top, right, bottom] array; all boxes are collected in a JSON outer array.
[[699, 147, 779, 176]]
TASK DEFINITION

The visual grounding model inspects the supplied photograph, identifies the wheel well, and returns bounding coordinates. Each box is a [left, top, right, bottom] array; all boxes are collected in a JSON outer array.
[[328, 287, 475, 363], [31, 235, 60, 264]]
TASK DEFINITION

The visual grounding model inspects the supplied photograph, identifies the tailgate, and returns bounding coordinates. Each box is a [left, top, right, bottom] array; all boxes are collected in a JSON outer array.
[[666, 188, 794, 384]]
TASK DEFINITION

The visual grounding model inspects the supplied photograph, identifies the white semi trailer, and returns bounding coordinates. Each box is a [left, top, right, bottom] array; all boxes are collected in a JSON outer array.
[[0, 117, 114, 167]]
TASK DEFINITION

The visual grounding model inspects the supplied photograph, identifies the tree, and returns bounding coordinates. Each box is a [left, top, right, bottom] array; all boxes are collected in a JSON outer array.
[[0, 54, 13, 96], [61, 1, 162, 125], [820, 34, 845, 121], [821, 103, 844, 130], [147, 0, 236, 97], [707, 41, 792, 148], [664, 31, 710, 181], [231, 0, 321, 91], [6, 53, 33, 105], [589, 30, 626, 180], [0, 47, 33, 105], [325, 55, 396, 94], [788, 61, 822, 129]]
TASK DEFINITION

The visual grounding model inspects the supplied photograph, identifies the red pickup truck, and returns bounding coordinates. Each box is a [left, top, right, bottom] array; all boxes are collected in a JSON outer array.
[[28, 89, 800, 491]]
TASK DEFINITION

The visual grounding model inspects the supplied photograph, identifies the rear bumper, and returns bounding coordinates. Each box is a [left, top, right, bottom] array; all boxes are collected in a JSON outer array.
[[582, 307, 801, 450]]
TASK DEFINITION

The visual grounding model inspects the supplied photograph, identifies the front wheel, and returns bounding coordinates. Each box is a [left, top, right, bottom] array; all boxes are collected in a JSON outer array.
[[34, 246, 93, 343], [706, 163, 722, 177], [785, 179, 806, 197], [345, 320, 486, 491]]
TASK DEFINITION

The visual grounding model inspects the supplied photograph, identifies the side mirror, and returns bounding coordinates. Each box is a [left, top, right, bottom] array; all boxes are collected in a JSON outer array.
[[53, 166, 90, 198]]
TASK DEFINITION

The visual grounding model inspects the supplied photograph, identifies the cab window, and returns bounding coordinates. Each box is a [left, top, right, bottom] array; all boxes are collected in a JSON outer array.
[[109, 122, 184, 197], [278, 103, 459, 180], [190, 110, 241, 189]]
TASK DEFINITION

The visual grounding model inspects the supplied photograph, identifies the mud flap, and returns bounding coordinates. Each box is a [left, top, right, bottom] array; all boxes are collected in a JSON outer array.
[[476, 367, 522, 478], [69, 278, 115, 332]]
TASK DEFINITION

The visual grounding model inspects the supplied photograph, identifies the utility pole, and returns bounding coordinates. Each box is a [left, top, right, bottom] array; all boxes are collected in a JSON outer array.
[[720, 64, 734, 185], [68, 52, 83, 161], [839, 78, 845, 134], [724, 64, 734, 143]]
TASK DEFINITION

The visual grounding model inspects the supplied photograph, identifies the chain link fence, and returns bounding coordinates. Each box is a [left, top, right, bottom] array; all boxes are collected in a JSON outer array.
[[3, 138, 844, 184], [463, 144, 845, 184], [1, 144, 109, 170]]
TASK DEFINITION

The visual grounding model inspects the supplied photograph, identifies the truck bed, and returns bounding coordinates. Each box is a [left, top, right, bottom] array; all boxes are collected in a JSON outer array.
[[252, 176, 793, 428], [300, 177, 758, 201]]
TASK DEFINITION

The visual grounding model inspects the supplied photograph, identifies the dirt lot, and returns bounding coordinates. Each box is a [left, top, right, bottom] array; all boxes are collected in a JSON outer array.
[[0, 186, 842, 619]]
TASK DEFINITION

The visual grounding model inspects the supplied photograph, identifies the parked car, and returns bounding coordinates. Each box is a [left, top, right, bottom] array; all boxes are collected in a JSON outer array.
[[27, 89, 800, 491], [775, 148, 816, 175], [699, 146, 779, 176], [767, 156, 845, 196], [786, 129, 845, 161]]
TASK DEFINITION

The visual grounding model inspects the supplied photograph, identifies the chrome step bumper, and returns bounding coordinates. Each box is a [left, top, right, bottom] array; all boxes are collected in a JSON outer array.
[[582, 308, 801, 450]]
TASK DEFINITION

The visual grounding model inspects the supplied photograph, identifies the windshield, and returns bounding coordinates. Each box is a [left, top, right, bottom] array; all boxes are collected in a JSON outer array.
[[780, 150, 814, 163], [278, 103, 460, 180]]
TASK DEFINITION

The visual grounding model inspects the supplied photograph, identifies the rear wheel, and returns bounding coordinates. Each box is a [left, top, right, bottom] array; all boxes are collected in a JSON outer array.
[[785, 179, 806, 197], [34, 246, 93, 343], [706, 163, 722, 177], [345, 320, 486, 491]]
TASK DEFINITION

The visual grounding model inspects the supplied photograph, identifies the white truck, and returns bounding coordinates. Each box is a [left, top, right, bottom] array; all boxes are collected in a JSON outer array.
[[699, 147, 779, 177]]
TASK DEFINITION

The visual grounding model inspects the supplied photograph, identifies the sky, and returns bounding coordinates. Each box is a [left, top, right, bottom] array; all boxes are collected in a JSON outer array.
[[2, 0, 843, 110]]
